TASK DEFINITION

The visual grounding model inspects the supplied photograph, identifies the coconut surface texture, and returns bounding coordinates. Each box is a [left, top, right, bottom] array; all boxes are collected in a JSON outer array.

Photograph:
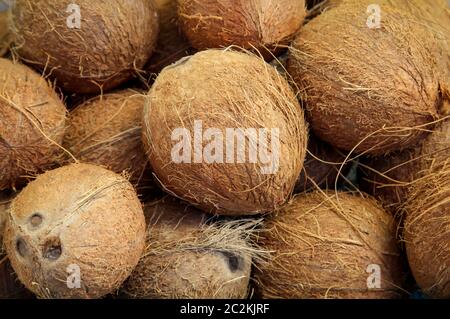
[[255, 191, 404, 298], [64, 89, 148, 185], [404, 165, 450, 298], [122, 198, 257, 298], [178, 0, 306, 59], [287, 0, 448, 155], [10, 0, 159, 94], [0, 9, 11, 56], [3, 163, 146, 299], [143, 49, 308, 215], [0, 58, 66, 191]]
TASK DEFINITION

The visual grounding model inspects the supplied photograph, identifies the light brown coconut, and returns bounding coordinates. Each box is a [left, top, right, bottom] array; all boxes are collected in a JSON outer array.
[[178, 0, 306, 59], [10, 0, 159, 94], [0, 58, 66, 191], [403, 164, 450, 298], [287, 0, 448, 155], [63, 89, 149, 185], [143, 49, 308, 215], [121, 197, 260, 299], [3, 163, 146, 299], [255, 191, 404, 298]]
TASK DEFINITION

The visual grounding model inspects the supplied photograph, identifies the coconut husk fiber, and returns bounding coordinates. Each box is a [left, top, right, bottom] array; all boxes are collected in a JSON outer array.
[[0, 6, 11, 57]]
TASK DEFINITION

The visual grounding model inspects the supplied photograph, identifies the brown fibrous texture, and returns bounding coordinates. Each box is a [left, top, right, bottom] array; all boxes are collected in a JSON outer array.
[[178, 0, 306, 59], [0, 9, 11, 56], [63, 89, 149, 186], [121, 197, 264, 299], [403, 164, 450, 298], [10, 0, 159, 94], [255, 191, 404, 299], [4, 163, 146, 299], [0, 58, 67, 191], [287, 0, 449, 155], [143, 49, 308, 215]]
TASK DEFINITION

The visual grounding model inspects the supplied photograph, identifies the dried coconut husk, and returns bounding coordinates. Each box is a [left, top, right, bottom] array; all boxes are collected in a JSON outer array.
[[287, 0, 449, 155], [143, 49, 308, 215], [0, 7, 11, 57], [121, 197, 263, 299], [0, 58, 67, 191], [403, 164, 450, 298], [63, 89, 150, 186], [10, 0, 159, 94], [4, 163, 146, 299], [255, 191, 404, 299]]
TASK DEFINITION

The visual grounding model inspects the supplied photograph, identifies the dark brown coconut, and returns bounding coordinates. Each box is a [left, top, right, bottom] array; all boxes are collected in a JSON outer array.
[[10, 0, 159, 94], [122, 198, 258, 299], [404, 165, 450, 298], [255, 191, 404, 298], [287, 0, 449, 155], [0, 9, 11, 56], [143, 49, 308, 215], [178, 0, 306, 59], [0, 58, 66, 191], [3, 163, 146, 299], [63, 89, 149, 185]]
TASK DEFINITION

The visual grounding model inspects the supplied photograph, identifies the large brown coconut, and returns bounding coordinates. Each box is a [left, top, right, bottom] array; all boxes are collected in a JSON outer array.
[[178, 0, 306, 59], [287, 0, 449, 155], [121, 198, 259, 299], [403, 165, 450, 298], [0, 58, 66, 191], [143, 49, 308, 215], [255, 191, 404, 298], [10, 0, 159, 94], [63, 89, 149, 185], [3, 163, 146, 299]]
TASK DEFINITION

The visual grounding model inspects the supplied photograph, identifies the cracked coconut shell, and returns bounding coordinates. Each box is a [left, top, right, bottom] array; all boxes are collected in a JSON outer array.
[[63, 89, 149, 185], [10, 0, 159, 94], [287, 0, 449, 155], [3, 163, 146, 299], [178, 0, 306, 59], [0, 58, 66, 191], [121, 197, 256, 299], [255, 191, 404, 299], [143, 49, 308, 215]]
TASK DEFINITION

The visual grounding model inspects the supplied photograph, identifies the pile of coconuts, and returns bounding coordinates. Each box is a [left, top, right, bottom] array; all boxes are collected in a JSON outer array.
[[0, 0, 448, 300]]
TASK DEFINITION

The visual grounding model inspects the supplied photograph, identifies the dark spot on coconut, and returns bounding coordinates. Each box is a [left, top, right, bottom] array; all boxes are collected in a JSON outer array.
[[42, 237, 62, 260], [218, 251, 243, 273], [16, 238, 27, 257], [29, 213, 43, 227]]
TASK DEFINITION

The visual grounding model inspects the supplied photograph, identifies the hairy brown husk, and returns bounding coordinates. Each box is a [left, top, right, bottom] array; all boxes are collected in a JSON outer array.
[[121, 197, 262, 299], [0, 58, 66, 191], [143, 49, 308, 215], [255, 191, 404, 298], [10, 0, 159, 94], [0, 9, 11, 56], [403, 164, 450, 298], [287, 0, 448, 155], [63, 89, 149, 185], [4, 163, 146, 299], [178, 0, 306, 59]]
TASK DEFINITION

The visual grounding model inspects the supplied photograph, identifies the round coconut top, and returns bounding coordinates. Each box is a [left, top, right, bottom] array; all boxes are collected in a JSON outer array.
[[404, 165, 450, 298], [64, 89, 149, 185], [3, 163, 146, 298], [256, 191, 404, 299], [143, 49, 308, 215], [122, 197, 260, 299], [0, 58, 67, 191], [288, 0, 448, 155], [10, 0, 159, 94], [178, 0, 306, 58]]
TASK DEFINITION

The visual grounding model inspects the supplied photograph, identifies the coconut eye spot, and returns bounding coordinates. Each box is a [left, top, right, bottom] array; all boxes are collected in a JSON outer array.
[[218, 251, 243, 273], [16, 238, 28, 257], [29, 213, 43, 228], [42, 237, 62, 261]]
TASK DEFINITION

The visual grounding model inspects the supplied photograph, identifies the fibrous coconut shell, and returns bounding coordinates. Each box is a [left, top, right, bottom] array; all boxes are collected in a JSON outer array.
[[0, 6, 11, 57]]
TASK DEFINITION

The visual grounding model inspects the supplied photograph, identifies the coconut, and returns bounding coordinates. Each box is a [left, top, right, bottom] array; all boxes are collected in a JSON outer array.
[[403, 164, 450, 298], [10, 0, 159, 94], [255, 191, 404, 298], [287, 0, 448, 155], [0, 5, 11, 57], [143, 49, 308, 215], [178, 0, 306, 59], [63, 89, 149, 185], [0, 58, 66, 191], [121, 197, 260, 299], [3, 163, 146, 299]]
